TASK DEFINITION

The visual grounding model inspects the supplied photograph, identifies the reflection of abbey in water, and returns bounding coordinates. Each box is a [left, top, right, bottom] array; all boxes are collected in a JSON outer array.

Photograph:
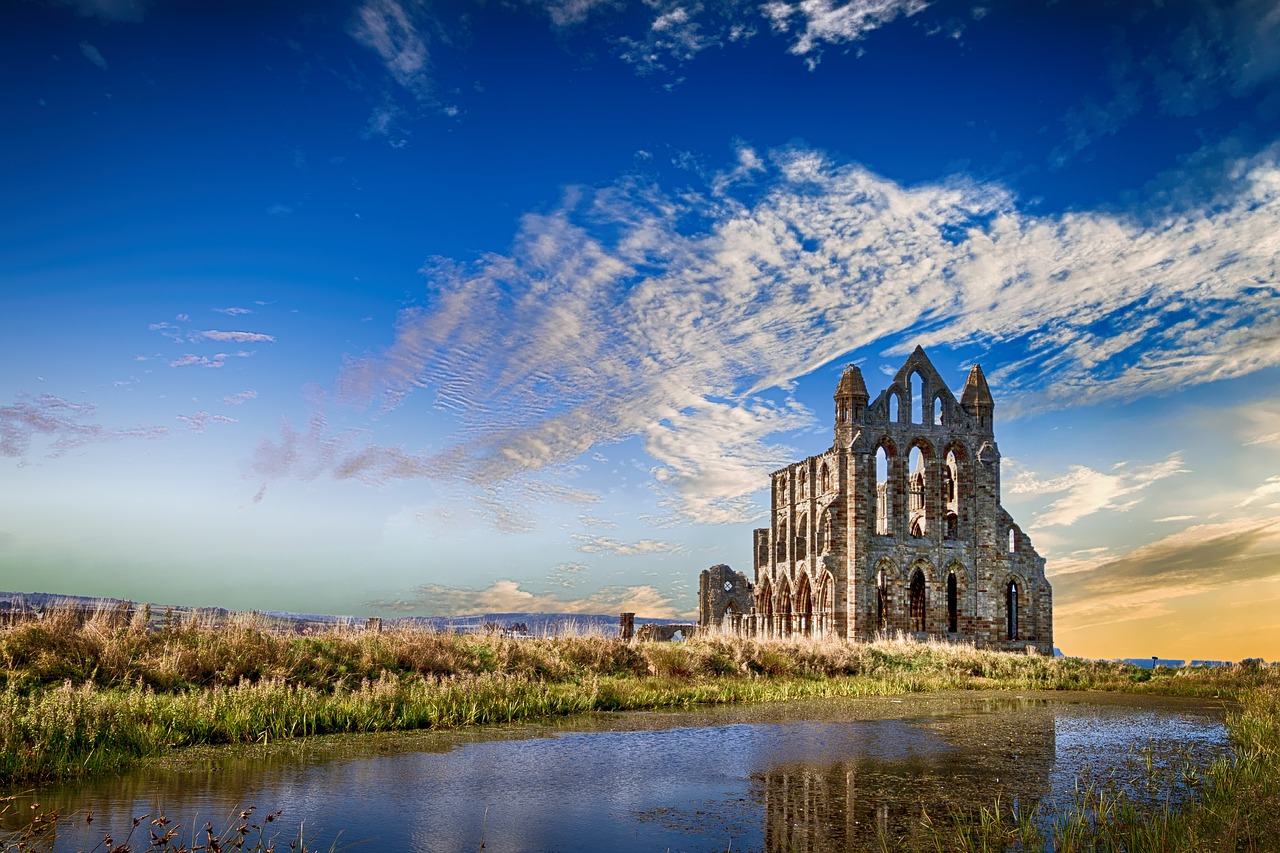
[[699, 347, 1053, 653], [758, 701, 1057, 852]]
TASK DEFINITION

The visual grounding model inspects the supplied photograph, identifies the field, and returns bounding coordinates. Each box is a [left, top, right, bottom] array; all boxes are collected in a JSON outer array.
[[1, 608, 1277, 851]]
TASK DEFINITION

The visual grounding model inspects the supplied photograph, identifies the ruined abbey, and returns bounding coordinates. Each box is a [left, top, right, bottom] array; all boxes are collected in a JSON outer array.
[[697, 347, 1053, 654]]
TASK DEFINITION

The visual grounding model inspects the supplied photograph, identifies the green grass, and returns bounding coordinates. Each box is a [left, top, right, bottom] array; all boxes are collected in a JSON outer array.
[[2, 609, 1278, 851]]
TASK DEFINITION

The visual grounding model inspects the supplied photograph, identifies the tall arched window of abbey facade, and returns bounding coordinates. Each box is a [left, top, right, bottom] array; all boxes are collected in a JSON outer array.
[[776, 519, 788, 563], [819, 462, 830, 493], [820, 509, 833, 553], [909, 569, 927, 632], [795, 513, 808, 561], [933, 393, 945, 426], [908, 446, 926, 537], [876, 569, 888, 632], [875, 445, 891, 535], [797, 467, 807, 498], [888, 391, 899, 423], [943, 448, 961, 540], [1006, 579, 1019, 640], [947, 572, 958, 633], [1008, 528, 1017, 553], [910, 370, 925, 424]]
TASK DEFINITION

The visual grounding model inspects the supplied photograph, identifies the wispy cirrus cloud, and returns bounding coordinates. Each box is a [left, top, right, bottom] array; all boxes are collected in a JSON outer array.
[[1007, 453, 1188, 528], [1238, 475, 1280, 508], [0, 393, 167, 458], [351, 0, 432, 96], [366, 578, 679, 618], [222, 390, 258, 406], [168, 352, 255, 369], [1052, 517, 1280, 629], [314, 141, 1280, 525], [1051, 0, 1280, 167], [175, 411, 237, 433], [571, 535, 685, 556], [250, 411, 596, 531], [763, 0, 927, 63], [79, 41, 109, 69], [198, 330, 275, 344], [548, 561, 589, 588], [215, 307, 254, 316]]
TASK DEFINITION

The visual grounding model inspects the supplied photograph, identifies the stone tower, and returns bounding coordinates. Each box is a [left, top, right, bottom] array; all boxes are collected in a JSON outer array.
[[697, 563, 754, 631], [745, 347, 1053, 653]]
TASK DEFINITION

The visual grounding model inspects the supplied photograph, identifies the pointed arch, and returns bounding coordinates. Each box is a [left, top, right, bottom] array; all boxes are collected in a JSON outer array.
[[906, 439, 935, 538], [756, 575, 774, 638], [947, 570, 958, 633], [775, 517, 788, 563], [909, 369, 925, 424], [815, 571, 835, 638], [873, 558, 895, 633], [909, 569, 927, 633], [875, 439, 896, 536], [942, 441, 969, 541], [1006, 577, 1020, 640], [818, 505, 835, 553], [794, 572, 814, 637], [795, 512, 808, 561], [775, 574, 794, 638]]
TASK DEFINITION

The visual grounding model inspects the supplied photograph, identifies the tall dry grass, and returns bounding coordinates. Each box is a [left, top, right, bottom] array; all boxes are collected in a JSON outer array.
[[1, 610, 1275, 790]]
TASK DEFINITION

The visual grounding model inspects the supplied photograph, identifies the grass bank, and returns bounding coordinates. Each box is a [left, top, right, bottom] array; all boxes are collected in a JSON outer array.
[[2, 611, 1278, 850], [1, 610, 1273, 790]]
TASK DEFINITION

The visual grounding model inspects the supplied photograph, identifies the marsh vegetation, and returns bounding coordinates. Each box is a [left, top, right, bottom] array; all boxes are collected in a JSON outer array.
[[1, 608, 1276, 850]]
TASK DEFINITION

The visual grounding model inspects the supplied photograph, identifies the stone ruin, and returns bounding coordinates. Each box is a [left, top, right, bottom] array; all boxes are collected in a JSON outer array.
[[697, 346, 1053, 654]]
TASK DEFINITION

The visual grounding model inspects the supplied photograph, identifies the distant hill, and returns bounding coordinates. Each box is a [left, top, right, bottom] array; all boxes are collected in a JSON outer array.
[[0, 591, 684, 637]]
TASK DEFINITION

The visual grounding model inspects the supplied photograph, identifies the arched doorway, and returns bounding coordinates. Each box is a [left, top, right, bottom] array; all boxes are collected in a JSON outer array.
[[909, 570, 927, 633], [795, 573, 813, 636], [816, 573, 834, 638]]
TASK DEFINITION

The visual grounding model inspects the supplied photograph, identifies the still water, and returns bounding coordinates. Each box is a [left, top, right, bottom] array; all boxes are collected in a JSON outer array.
[[7, 691, 1230, 852]]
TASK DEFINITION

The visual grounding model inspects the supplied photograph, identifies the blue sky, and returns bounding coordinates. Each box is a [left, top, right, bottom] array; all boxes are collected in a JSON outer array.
[[3, 0, 1279, 660]]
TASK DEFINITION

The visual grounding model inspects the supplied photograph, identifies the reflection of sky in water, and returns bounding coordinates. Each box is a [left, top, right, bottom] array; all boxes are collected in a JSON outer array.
[[1045, 704, 1231, 814], [7, 694, 1230, 853]]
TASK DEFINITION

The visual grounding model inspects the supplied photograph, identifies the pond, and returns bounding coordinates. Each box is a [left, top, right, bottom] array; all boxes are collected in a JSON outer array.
[[5, 691, 1231, 852]]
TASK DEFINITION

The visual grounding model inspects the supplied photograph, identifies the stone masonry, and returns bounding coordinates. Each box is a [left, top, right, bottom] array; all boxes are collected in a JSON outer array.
[[697, 346, 1053, 654]]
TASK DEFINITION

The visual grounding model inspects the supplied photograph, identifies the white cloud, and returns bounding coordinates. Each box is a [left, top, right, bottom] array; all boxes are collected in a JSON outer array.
[[215, 307, 254, 316], [367, 578, 679, 618], [762, 0, 927, 60], [1053, 517, 1280, 627], [222, 390, 258, 405], [199, 330, 275, 343], [571, 535, 686, 555], [176, 411, 237, 434], [350, 0, 431, 96], [1008, 453, 1188, 528], [0, 393, 167, 458], [1238, 475, 1280, 508], [169, 351, 256, 368], [256, 141, 1278, 528], [78, 41, 109, 69]]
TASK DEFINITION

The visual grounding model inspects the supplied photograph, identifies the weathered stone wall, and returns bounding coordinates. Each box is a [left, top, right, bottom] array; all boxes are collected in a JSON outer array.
[[698, 564, 754, 629], [635, 623, 697, 642], [736, 347, 1053, 654]]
